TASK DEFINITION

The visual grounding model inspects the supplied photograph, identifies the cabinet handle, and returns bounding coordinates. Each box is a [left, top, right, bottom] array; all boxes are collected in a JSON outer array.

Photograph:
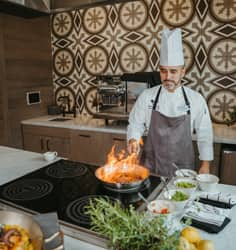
[[79, 134, 91, 138], [113, 138, 125, 142], [46, 139, 50, 150], [40, 138, 44, 151]]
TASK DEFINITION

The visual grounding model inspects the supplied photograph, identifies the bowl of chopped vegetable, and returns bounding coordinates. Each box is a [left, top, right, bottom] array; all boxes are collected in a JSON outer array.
[[173, 178, 198, 195], [147, 199, 176, 215], [164, 189, 190, 210]]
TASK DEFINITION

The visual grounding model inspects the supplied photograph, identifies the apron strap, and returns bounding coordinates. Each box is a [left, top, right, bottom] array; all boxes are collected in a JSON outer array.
[[181, 87, 191, 115], [152, 86, 162, 110]]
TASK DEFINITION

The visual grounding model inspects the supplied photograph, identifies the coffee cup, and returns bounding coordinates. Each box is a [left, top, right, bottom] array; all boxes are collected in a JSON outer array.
[[43, 151, 58, 162]]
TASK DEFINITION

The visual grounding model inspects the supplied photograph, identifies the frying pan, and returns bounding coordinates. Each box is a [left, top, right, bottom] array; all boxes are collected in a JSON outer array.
[[95, 164, 150, 193], [0, 210, 43, 250]]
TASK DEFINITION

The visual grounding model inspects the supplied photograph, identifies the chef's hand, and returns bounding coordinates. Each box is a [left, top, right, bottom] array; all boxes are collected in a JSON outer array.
[[199, 161, 210, 174], [127, 139, 140, 155]]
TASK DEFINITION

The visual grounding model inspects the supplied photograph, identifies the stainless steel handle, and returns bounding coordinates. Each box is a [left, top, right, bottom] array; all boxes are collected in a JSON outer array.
[[223, 150, 236, 154]]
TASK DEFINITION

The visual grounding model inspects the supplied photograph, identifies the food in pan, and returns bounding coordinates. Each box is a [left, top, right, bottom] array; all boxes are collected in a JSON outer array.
[[0, 224, 33, 250]]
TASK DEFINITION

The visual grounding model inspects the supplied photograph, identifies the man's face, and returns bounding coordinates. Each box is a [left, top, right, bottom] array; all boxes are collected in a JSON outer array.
[[159, 65, 185, 92]]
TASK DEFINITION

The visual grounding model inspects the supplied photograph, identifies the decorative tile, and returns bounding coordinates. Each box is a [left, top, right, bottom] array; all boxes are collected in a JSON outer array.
[[209, 39, 236, 74], [73, 11, 82, 33], [122, 31, 145, 43], [84, 46, 108, 74], [55, 76, 74, 87], [149, 0, 160, 25], [210, 0, 236, 22], [76, 88, 85, 114], [212, 76, 236, 89], [120, 44, 148, 72], [119, 1, 148, 30], [85, 34, 105, 46], [213, 24, 236, 38], [109, 47, 119, 72], [108, 5, 119, 28], [149, 44, 159, 70], [83, 7, 107, 34], [196, 0, 209, 20], [161, 0, 194, 26], [84, 86, 98, 115], [208, 90, 236, 123], [195, 42, 208, 72], [54, 38, 73, 49], [52, 12, 73, 37], [53, 49, 74, 76]]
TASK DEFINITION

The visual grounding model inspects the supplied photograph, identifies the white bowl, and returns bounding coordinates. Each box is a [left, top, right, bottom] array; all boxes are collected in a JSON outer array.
[[196, 174, 219, 192], [164, 189, 190, 210], [175, 169, 197, 179], [173, 178, 198, 195], [147, 199, 176, 215]]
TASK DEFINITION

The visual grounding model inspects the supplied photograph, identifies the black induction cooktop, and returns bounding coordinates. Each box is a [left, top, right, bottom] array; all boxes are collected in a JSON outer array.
[[0, 159, 162, 230]]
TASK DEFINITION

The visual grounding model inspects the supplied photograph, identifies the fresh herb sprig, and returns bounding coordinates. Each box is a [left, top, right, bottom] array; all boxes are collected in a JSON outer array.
[[85, 198, 180, 250]]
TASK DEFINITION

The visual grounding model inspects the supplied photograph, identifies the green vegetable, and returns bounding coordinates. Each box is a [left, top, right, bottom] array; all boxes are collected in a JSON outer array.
[[171, 191, 189, 201], [85, 198, 180, 250], [176, 182, 196, 188]]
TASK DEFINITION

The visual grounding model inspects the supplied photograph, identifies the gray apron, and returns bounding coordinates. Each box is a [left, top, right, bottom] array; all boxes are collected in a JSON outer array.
[[141, 86, 195, 177]]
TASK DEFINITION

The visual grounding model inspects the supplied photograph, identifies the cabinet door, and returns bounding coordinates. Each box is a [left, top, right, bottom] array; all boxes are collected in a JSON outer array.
[[46, 136, 70, 158], [110, 133, 127, 153], [23, 133, 44, 153], [70, 130, 110, 166]]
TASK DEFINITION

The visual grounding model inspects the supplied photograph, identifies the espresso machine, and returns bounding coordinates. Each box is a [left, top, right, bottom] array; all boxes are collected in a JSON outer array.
[[94, 72, 161, 122], [94, 75, 128, 121]]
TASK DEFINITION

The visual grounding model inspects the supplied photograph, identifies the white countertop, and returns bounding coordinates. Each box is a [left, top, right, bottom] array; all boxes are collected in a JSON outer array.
[[21, 115, 236, 144], [1, 146, 236, 249]]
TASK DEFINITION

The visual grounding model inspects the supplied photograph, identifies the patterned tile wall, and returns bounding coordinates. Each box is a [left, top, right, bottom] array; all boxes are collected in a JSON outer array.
[[51, 0, 236, 124]]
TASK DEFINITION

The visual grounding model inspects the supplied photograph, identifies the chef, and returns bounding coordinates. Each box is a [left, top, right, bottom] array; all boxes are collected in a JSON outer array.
[[127, 28, 213, 177]]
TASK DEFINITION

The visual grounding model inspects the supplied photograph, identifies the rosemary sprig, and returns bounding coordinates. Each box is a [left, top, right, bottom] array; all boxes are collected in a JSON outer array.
[[85, 198, 180, 250]]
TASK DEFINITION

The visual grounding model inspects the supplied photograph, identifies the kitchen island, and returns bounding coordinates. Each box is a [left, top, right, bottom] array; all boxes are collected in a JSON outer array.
[[1, 145, 236, 250]]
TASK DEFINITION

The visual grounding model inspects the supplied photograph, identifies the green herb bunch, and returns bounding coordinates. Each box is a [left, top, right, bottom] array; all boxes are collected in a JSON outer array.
[[226, 106, 236, 126], [85, 198, 180, 250]]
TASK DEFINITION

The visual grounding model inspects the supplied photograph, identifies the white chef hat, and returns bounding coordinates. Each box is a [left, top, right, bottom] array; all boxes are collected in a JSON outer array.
[[159, 28, 184, 66]]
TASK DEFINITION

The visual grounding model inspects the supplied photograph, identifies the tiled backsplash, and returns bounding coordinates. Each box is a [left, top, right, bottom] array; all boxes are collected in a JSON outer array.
[[51, 0, 236, 124]]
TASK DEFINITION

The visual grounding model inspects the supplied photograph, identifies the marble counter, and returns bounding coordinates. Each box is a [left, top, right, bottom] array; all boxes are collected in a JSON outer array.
[[21, 115, 236, 144], [21, 115, 127, 135], [1, 145, 236, 249]]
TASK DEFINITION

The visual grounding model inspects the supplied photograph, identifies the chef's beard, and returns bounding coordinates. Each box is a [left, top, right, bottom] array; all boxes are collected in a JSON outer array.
[[162, 79, 181, 92]]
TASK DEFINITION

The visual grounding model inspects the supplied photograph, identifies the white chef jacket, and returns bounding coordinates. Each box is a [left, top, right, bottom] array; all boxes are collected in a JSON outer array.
[[127, 85, 214, 161]]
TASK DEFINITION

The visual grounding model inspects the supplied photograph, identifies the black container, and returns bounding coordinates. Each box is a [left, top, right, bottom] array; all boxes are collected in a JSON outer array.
[[47, 105, 62, 115]]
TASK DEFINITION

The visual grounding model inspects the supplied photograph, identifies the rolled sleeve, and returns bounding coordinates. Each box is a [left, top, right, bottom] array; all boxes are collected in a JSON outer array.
[[194, 97, 214, 161], [127, 91, 148, 143]]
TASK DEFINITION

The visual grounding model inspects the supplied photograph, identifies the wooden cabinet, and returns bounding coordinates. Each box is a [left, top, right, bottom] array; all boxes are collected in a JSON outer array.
[[110, 133, 127, 152], [70, 130, 112, 166], [22, 125, 70, 158]]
